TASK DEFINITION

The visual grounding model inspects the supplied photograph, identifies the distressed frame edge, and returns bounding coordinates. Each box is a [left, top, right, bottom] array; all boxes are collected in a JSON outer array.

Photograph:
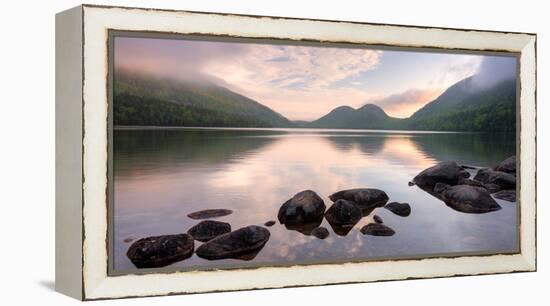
[[55, 5, 84, 300], [78, 5, 537, 300]]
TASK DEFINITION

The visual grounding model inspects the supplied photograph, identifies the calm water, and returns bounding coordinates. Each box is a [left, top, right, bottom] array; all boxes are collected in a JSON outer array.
[[113, 128, 517, 273]]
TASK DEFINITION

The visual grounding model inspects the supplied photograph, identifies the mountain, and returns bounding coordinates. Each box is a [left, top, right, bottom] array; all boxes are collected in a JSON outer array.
[[113, 70, 516, 132], [407, 77, 516, 132], [309, 104, 405, 129], [306, 76, 516, 132], [114, 71, 291, 127]]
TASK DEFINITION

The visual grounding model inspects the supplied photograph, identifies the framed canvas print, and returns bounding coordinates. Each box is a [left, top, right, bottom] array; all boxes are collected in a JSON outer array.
[[55, 4, 537, 300]]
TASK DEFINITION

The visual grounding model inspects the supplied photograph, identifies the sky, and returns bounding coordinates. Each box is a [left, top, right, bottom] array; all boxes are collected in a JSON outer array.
[[114, 36, 517, 120]]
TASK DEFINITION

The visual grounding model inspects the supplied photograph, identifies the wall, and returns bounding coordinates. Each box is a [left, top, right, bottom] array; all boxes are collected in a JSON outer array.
[[0, 0, 546, 305]]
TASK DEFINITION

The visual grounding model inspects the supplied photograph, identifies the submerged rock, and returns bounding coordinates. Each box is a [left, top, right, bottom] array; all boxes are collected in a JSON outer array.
[[329, 188, 389, 208], [494, 156, 516, 175], [127, 234, 194, 268], [277, 190, 326, 225], [373, 215, 383, 224], [474, 168, 516, 191], [384, 202, 411, 217], [492, 190, 517, 202], [187, 209, 233, 220], [264, 220, 276, 227], [408, 181, 415, 187], [195, 226, 270, 260], [441, 185, 502, 213], [311, 227, 330, 239], [360, 223, 395, 236], [413, 161, 466, 189], [324, 199, 362, 227], [187, 220, 231, 242]]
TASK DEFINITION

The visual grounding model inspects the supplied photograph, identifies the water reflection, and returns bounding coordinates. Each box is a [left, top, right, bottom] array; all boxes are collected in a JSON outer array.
[[114, 128, 517, 272]]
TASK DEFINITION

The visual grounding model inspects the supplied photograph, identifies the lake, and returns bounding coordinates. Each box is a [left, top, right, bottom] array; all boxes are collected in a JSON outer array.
[[113, 127, 518, 273]]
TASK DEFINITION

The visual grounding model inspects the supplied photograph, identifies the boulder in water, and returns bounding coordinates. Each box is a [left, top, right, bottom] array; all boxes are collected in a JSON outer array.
[[195, 226, 270, 260], [324, 199, 362, 227], [187, 220, 231, 242], [441, 185, 502, 213], [413, 161, 466, 189], [474, 168, 516, 191], [329, 188, 389, 208], [278, 190, 326, 225], [127, 234, 194, 268], [494, 156, 516, 175], [384, 202, 411, 217]]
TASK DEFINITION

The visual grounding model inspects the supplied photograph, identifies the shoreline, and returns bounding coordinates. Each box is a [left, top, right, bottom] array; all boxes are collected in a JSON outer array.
[[112, 125, 492, 134]]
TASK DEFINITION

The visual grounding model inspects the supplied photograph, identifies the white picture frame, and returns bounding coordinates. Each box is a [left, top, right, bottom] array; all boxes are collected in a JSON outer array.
[[55, 4, 536, 300]]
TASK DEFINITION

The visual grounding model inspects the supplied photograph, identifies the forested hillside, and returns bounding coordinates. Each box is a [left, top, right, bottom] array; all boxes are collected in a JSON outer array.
[[113, 70, 516, 132], [114, 71, 291, 127]]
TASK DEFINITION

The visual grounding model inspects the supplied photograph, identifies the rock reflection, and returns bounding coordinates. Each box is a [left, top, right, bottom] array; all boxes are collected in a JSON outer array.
[[115, 129, 517, 272], [282, 219, 323, 236]]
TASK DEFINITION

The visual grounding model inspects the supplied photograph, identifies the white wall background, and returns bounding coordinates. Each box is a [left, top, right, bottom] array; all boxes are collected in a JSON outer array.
[[0, 0, 546, 305]]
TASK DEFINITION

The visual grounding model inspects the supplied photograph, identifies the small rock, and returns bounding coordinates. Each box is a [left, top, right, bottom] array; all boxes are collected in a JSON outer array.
[[311, 227, 330, 239], [123, 236, 136, 243], [195, 226, 270, 260], [413, 161, 466, 189], [442, 185, 501, 213], [474, 168, 516, 191], [492, 190, 516, 202], [324, 199, 362, 227], [360, 223, 395, 236], [494, 156, 516, 175], [408, 181, 415, 186], [373, 215, 383, 224], [187, 209, 233, 220], [384, 202, 411, 217], [264, 220, 276, 227], [127, 234, 194, 268], [329, 188, 389, 208], [277, 190, 326, 225], [187, 220, 231, 242]]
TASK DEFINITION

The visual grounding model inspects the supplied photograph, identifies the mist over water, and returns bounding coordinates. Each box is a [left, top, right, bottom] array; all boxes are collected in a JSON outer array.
[[113, 128, 517, 273]]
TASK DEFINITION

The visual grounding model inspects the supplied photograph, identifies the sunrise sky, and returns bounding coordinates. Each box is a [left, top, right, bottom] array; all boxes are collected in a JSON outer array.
[[114, 36, 517, 121]]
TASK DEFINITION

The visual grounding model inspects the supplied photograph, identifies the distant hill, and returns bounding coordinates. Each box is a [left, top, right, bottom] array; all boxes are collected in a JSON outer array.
[[114, 71, 291, 127], [113, 70, 516, 132], [305, 76, 516, 132], [407, 77, 516, 132], [309, 104, 405, 129]]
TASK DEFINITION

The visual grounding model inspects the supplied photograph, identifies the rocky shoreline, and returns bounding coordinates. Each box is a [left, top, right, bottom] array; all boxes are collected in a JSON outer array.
[[125, 155, 517, 269]]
